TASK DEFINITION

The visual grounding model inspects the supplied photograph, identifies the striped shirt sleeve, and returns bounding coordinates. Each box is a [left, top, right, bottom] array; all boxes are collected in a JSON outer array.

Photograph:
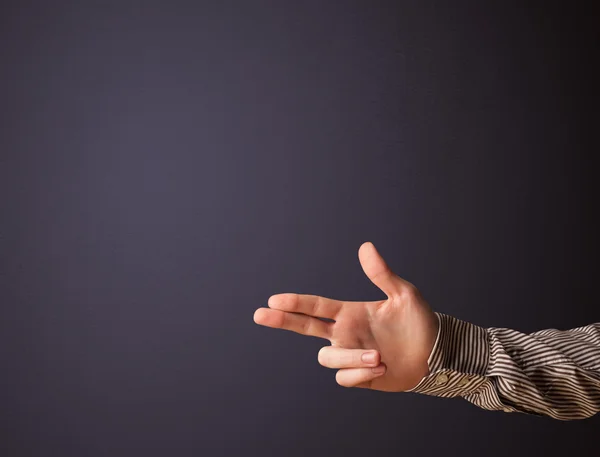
[[406, 312, 600, 420]]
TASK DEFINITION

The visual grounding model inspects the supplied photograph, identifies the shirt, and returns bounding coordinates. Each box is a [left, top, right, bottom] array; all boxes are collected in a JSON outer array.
[[406, 312, 600, 420]]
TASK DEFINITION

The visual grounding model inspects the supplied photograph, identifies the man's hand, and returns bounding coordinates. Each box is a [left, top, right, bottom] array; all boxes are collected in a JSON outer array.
[[253, 241, 440, 392]]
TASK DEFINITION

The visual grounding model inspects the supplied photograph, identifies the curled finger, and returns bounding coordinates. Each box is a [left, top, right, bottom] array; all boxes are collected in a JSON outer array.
[[335, 364, 387, 388]]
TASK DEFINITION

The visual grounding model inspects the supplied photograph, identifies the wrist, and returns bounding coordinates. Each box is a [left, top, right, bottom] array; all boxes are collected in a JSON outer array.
[[405, 312, 490, 396]]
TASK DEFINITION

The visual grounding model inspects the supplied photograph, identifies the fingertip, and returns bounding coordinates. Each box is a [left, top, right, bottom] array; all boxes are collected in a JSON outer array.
[[373, 350, 381, 365], [372, 364, 386, 375], [253, 308, 266, 324], [359, 241, 373, 256], [268, 294, 288, 308], [317, 346, 327, 366]]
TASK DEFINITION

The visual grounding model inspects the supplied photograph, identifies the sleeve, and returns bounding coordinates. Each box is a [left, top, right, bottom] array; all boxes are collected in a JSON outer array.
[[405, 312, 600, 420]]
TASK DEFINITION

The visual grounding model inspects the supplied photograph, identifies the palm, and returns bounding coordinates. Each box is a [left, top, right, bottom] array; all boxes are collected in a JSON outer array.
[[254, 242, 439, 392], [328, 292, 438, 392]]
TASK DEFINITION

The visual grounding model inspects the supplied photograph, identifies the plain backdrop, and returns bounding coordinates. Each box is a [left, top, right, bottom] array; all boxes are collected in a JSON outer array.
[[1, 1, 598, 456]]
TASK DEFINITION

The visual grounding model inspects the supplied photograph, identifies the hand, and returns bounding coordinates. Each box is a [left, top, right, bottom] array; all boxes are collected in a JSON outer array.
[[253, 242, 440, 392]]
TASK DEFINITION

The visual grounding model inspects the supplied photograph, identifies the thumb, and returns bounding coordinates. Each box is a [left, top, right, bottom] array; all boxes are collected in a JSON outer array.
[[358, 241, 411, 299]]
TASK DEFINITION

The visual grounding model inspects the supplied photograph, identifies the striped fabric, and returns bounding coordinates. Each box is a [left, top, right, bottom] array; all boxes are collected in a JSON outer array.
[[406, 312, 600, 420]]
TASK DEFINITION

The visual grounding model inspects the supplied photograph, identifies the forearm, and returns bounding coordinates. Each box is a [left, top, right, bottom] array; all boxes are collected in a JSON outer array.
[[407, 312, 600, 420]]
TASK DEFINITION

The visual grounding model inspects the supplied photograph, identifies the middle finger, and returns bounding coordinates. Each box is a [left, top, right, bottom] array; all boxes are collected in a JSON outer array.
[[254, 308, 333, 340]]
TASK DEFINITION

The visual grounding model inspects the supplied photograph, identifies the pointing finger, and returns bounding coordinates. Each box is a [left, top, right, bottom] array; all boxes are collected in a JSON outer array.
[[267, 294, 343, 320], [253, 307, 333, 340]]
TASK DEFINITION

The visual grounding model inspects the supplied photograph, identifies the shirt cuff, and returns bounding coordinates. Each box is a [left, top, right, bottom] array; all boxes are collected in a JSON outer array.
[[405, 312, 490, 397]]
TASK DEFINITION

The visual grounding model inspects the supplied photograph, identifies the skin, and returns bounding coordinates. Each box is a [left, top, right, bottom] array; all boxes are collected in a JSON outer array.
[[253, 241, 440, 391]]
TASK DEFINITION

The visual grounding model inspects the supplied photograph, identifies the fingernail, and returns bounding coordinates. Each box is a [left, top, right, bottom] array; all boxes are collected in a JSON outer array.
[[361, 351, 376, 363], [372, 365, 385, 374]]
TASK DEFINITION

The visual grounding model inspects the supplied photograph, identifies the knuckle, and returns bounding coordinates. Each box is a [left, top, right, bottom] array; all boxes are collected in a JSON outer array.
[[371, 267, 391, 284], [340, 351, 352, 366], [394, 283, 418, 302], [303, 318, 314, 335], [403, 283, 417, 296], [312, 295, 322, 316], [290, 293, 299, 309], [273, 311, 286, 328], [407, 282, 420, 296], [354, 351, 365, 366]]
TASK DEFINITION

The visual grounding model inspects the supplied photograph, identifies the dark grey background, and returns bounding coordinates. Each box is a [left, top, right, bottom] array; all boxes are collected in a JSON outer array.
[[1, 1, 598, 456]]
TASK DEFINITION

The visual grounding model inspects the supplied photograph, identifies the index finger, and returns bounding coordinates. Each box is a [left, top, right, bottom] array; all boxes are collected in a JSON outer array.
[[268, 293, 344, 320]]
